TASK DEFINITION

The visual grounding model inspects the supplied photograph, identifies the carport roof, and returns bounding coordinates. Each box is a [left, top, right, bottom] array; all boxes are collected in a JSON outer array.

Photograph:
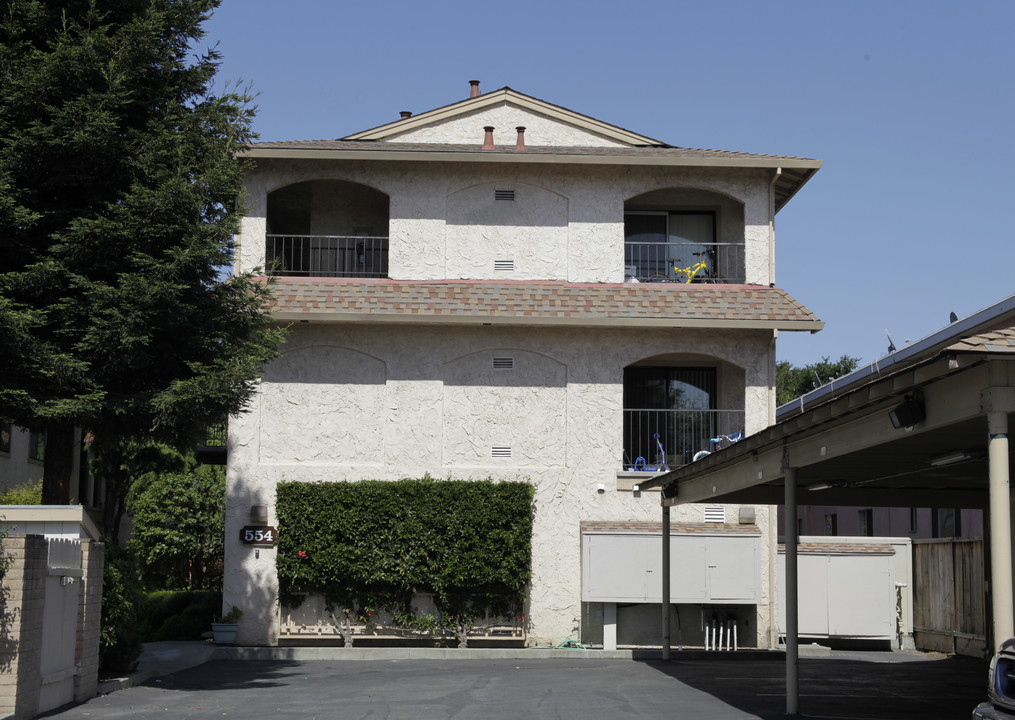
[[638, 294, 1015, 510]]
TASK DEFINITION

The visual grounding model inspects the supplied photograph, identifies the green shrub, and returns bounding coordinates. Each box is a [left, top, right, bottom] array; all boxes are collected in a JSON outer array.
[[139, 589, 221, 642], [100, 545, 144, 673], [0, 478, 43, 505], [127, 466, 224, 590], [276, 477, 534, 622]]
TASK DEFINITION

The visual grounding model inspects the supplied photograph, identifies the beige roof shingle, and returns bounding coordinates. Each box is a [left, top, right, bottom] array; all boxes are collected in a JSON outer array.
[[946, 327, 1015, 354], [258, 278, 824, 331]]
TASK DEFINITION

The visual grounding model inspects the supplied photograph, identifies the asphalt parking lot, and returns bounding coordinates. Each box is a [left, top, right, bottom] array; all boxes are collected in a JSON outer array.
[[40, 650, 987, 720]]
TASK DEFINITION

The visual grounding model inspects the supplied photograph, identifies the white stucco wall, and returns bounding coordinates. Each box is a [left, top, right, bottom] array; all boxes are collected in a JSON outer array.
[[237, 160, 774, 285], [388, 105, 628, 147], [224, 324, 775, 647], [0, 425, 44, 492]]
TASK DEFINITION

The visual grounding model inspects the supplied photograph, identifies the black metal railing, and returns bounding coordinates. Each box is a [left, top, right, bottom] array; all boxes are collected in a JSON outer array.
[[624, 241, 745, 284], [266, 234, 389, 278], [623, 408, 745, 470]]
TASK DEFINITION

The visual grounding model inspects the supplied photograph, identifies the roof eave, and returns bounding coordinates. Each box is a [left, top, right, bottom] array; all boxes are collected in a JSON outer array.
[[243, 146, 822, 171], [270, 310, 824, 332]]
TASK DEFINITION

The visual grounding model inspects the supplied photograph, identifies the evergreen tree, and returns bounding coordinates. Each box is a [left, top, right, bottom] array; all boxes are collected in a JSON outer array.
[[0, 1, 285, 512]]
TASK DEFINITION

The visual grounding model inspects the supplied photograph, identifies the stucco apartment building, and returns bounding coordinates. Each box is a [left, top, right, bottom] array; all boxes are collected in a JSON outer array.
[[224, 81, 824, 648]]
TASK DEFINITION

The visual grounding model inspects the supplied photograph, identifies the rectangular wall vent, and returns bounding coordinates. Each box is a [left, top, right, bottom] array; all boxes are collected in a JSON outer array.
[[493, 357, 514, 370], [704, 506, 726, 524], [494, 189, 515, 201], [494, 260, 515, 272], [491, 446, 512, 458]]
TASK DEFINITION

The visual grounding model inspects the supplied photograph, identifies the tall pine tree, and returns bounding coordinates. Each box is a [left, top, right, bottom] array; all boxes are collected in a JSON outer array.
[[0, 0, 284, 521]]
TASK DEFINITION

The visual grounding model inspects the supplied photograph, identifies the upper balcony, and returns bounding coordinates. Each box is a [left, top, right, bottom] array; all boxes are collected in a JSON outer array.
[[624, 188, 746, 284], [265, 180, 389, 278]]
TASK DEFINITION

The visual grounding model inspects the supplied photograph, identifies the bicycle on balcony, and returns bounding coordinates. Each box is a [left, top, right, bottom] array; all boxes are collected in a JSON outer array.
[[672, 252, 717, 284]]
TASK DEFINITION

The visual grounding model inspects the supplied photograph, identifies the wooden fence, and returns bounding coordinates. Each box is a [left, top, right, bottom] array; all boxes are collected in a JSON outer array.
[[912, 538, 985, 657]]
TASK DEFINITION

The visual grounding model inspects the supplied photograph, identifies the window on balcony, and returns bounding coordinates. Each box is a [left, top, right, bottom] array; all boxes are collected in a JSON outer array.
[[266, 180, 389, 278], [623, 366, 743, 470], [625, 211, 717, 282]]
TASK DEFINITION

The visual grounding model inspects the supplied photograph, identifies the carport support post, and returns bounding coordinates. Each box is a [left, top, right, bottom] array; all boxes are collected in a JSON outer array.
[[988, 411, 1013, 647], [662, 503, 671, 660], [785, 465, 799, 716]]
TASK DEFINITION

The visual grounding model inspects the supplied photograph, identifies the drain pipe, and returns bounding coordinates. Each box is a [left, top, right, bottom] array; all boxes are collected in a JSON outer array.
[[768, 167, 781, 286]]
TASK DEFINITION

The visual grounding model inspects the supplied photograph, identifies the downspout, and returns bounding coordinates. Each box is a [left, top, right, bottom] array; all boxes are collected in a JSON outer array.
[[768, 333, 778, 650], [769, 168, 781, 287], [765, 170, 779, 651]]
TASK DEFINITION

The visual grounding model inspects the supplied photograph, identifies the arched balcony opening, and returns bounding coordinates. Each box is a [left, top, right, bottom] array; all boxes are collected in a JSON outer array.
[[623, 355, 745, 470], [624, 188, 745, 284], [266, 180, 390, 278]]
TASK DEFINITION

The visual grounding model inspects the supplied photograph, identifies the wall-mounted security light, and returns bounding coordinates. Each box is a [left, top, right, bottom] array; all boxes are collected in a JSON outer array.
[[250, 504, 268, 524], [889, 391, 925, 429]]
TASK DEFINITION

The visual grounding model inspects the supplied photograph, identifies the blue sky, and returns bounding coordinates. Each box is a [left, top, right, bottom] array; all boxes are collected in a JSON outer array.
[[202, 0, 1014, 368]]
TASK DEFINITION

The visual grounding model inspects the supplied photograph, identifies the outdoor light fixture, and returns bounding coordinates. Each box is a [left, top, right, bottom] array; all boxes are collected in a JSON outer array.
[[929, 451, 975, 468], [807, 481, 849, 492], [889, 392, 925, 429], [250, 504, 268, 523], [662, 483, 679, 500]]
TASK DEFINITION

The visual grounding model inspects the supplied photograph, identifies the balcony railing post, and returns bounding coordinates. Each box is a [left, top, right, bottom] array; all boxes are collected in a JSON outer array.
[[623, 408, 745, 470], [266, 234, 389, 278], [623, 241, 744, 284]]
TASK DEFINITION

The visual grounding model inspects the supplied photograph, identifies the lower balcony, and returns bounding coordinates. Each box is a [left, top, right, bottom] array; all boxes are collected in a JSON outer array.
[[267, 234, 389, 278], [624, 408, 745, 471]]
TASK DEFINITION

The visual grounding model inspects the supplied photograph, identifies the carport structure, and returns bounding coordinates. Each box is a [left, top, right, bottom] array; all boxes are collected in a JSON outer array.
[[640, 294, 1015, 715]]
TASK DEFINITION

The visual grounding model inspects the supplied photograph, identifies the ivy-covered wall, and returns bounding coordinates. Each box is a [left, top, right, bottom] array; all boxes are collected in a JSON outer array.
[[276, 477, 534, 618]]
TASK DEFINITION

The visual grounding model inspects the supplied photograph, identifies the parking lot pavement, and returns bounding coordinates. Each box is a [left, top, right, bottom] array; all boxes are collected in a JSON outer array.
[[40, 652, 987, 720], [654, 651, 987, 720]]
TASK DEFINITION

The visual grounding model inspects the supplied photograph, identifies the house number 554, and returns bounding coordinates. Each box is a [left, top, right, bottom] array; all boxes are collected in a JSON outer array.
[[240, 526, 277, 547]]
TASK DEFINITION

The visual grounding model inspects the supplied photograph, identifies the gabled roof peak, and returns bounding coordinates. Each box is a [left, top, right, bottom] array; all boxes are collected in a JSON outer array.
[[344, 82, 665, 147]]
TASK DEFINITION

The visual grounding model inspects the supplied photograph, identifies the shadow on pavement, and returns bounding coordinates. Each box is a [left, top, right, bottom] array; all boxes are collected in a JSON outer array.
[[641, 653, 987, 720], [138, 659, 306, 692]]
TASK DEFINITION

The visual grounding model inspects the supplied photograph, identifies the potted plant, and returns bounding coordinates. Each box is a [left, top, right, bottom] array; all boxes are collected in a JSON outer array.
[[211, 606, 243, 645]]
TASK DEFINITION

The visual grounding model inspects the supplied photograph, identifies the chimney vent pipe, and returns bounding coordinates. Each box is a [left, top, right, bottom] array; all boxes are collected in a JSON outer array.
[[482, 126, 495, 150], [469, 79, 481, 98], [515, 126, 526, 151]]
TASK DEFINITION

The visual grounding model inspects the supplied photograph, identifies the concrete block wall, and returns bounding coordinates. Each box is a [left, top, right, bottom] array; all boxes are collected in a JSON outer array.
[[74, 541, 104, 703], [0, 535, 104, 718], [0, 534, 47, 720]]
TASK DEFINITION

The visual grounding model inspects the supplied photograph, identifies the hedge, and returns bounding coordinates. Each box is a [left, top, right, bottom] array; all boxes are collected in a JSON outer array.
[[276, 477, 534, 619]]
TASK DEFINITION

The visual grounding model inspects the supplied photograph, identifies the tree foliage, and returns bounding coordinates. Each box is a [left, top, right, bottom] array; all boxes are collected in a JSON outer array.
[[0, 0, 285, 509], [776, 355, 862, 406], [276, 478, 534, 623], [127, 464, 224, 590]]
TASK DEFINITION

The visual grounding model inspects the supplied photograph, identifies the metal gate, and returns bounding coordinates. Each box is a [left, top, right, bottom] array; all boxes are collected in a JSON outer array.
[[38, 538, 83, 713]]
